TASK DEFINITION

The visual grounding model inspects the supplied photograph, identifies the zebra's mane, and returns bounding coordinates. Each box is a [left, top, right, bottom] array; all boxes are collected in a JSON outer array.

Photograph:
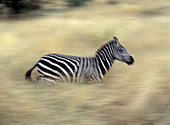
[[95, 40, 113, 55]]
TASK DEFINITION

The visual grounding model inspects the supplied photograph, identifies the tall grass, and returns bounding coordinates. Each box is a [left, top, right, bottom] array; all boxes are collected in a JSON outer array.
[[0, 1, 169, 125]]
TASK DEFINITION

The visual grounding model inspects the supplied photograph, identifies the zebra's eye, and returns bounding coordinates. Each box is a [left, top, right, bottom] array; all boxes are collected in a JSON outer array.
[[120, 49, 124, 52]]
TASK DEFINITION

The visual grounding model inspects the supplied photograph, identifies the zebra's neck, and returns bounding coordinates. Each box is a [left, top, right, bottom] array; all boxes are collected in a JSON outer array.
[[95, 42, 115, 76]]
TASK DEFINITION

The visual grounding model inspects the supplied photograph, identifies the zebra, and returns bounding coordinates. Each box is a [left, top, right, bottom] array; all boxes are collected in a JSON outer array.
[[25, 36, 134, 84]]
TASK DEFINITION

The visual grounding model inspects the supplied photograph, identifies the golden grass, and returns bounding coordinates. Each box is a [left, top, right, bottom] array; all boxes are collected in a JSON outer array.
[[0, 1, 170, 125]]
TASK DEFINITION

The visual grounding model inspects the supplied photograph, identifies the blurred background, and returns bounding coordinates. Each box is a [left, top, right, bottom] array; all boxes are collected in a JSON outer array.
[[0, 0, 170, 125]]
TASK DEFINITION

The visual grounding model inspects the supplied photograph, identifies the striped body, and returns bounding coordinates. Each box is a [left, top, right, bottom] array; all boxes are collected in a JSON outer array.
[[37, 54, 100, 83], [25, 36, 134, 84]]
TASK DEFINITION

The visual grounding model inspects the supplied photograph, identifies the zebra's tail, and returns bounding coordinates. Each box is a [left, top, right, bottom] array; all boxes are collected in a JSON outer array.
[[25, 63, 37, 81]]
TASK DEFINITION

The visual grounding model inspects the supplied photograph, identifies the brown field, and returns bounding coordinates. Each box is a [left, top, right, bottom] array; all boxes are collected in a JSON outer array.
[[0, 0, 170, 125]]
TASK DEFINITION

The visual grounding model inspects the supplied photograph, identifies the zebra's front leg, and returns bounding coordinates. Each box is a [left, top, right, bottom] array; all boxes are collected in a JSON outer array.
[[83, 75, 101, 83]]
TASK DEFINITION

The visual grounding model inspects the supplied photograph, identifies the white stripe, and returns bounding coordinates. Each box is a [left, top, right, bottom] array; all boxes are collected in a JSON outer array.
[[37, 63, 66, 82]]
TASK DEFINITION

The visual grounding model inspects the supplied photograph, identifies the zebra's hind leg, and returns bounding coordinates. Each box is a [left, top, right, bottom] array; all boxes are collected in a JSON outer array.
[[37, 76, 58, 86]]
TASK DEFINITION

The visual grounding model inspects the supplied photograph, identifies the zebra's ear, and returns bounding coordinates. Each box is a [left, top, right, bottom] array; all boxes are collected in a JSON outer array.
[[113, 36, 118, 46]]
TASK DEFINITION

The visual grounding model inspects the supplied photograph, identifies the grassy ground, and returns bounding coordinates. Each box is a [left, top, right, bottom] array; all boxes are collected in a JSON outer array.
[[0, 0, 170, 125]]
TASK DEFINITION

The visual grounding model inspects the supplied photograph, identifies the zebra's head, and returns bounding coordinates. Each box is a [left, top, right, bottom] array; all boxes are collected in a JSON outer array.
[[112, 36, 134, 65]]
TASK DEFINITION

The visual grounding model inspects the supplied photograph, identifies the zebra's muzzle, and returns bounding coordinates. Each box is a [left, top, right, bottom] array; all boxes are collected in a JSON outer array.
[[126, 56, 134, 65]]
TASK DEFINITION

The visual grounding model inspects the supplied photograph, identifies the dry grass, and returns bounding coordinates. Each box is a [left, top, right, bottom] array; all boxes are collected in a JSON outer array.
[[0, 1, 170, 125]]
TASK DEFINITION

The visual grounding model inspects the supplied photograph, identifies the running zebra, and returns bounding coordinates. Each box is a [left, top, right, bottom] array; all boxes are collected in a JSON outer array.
[[25, 36, 134, 84]]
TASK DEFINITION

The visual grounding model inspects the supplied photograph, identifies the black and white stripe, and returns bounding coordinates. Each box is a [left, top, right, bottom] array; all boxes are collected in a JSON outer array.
[[25, 36, 134, 84]]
